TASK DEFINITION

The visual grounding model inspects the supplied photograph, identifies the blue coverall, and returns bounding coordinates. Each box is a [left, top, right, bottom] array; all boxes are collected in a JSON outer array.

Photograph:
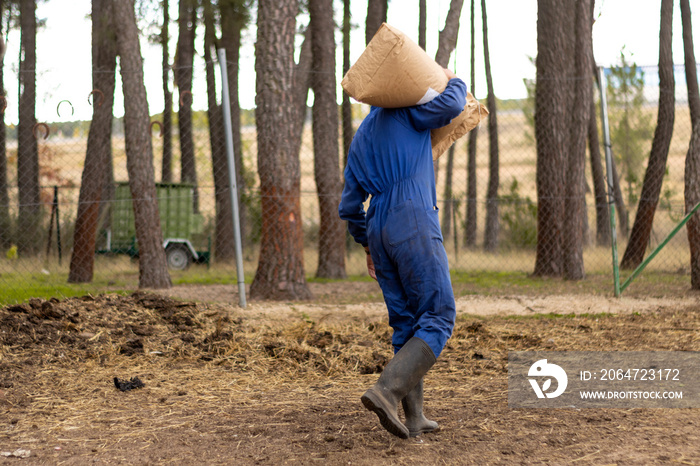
[[338, 78, 467, 358]]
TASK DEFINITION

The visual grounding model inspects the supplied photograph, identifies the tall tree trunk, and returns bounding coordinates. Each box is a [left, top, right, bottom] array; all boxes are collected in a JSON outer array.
[[365, 0, 387, 45], [441, 144, 456, 235], [161, 0, 173, 183], [686, 125, 700, 289], [588, 92, 611, 246], [481, 0, 500, 252], [114, 0, 171, 289], [588, 4, 610, 247], [17, 0, 40, 256], [589, 61, 610, 246], [203, 0, 234, 263], [533, 0, 574, 277], [250, 0, 312, 300], [562, 0, 592, 280], [0, 1, 10, 250], [341, 0, 353, 166], [681, 0, 700, 289], [434, 0, 465, 187], [220, 0, 249, 250], [418, 0, 426, 50], [681, 0, 700, 124], [176, 0, 198, 212], [435, 0, 464, 67], [464, 0, 478, 248], [68, 0, 117, 283], [310, 0, 346, 279], [620, 0, 675, 270]]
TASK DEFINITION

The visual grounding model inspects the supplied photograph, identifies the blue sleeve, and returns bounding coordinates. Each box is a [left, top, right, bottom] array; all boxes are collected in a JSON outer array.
[[338, 163, 369, 247], [404, 78, 468, 132]]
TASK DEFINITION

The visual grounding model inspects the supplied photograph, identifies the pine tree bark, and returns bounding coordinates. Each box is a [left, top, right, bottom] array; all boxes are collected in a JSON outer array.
[[433, 0, 464, 187], [202, 0, 234, 263], [365, 0, 387, 45], [175, 0, 198, 211], [562, 0, 592, 280], [620, 0, 675, 270], [220, 0, 250, 251], [17, 0, 40, 256], [588, 6, 610, 247], [114, 0, 171, 289], [341, 0, 353, 165], [481, 0, 500, 252], [310, 0, 346, 279], [681, 0, 700, 289], [441, 145, 456, 235], [533, 0, 575, 277], [68, 0, 117, 283], [464, 0, 478, 248], [588, 93, 611, 246], [161, 0, 173, 183], [0, 0, 10, 250], [418, 0, 426, 50], [250, 0, 312, 300]]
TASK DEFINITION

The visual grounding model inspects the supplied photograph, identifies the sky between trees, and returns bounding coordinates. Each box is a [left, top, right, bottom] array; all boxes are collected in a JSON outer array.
[[0, 0, 696, 123]]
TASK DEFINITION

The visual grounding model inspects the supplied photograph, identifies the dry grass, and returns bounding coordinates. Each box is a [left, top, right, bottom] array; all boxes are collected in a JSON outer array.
[[2, 291, 700, 464]]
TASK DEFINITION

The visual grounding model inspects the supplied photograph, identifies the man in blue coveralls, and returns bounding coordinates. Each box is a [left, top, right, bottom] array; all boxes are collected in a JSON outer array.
[[338, 68, 467, 439]]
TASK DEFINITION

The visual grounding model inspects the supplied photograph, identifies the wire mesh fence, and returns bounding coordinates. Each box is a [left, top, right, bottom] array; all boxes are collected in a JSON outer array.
[[0, 63, 696, 302]]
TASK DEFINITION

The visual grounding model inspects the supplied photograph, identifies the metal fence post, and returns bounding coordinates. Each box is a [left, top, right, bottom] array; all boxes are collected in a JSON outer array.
[[217, 48, 247, 308]]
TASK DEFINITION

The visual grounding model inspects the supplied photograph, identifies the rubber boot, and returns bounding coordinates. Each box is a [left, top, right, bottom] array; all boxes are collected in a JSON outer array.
[[360, 337, 437, 439], [402, 378, 439, 437]]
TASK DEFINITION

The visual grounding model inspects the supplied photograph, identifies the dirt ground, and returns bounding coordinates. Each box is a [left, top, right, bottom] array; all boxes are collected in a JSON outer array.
[[2, 283, 700, 465]]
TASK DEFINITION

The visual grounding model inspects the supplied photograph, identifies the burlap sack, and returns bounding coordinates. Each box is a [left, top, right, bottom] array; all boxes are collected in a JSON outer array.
[[341, 23, 488, 159]]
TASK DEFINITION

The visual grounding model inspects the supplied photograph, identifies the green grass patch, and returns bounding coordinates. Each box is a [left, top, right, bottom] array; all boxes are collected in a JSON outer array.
[[0, 273, 130, 305], [307, 274, 375, 284], [450, 269, 694, 297]]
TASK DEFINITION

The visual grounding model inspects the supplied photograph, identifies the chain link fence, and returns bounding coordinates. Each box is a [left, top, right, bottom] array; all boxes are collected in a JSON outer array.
[[0, 62, 696, 302]]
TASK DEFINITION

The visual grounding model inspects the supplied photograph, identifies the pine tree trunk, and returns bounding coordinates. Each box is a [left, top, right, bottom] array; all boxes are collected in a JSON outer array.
[[464, 0, 478, 248], [482, 0, 500, 252], [681, 0, 700, 289], [310, 0, 346, 279], [341, 0, 353, 165], [365, 0, 387, 45], [203, 0, 235, 263], [68, 0, 117, 283], [161, 0, 173, 183], [114, 0, 171, 289], [17, 0, 40, 256], [220, 0, 249, 249], [685, 125, 700, 289], [176, 0, 198, 212], [562, 0, 592, 280], [533, 0, 574, 277], [418, 0, 426, 50], [620, 0, 675, 270], [251, 0, 311, 300], [0, 0, 10, 250], [588, 5, 610, 247], [441, 145, 456, 235], [433, 0, 465, 190]]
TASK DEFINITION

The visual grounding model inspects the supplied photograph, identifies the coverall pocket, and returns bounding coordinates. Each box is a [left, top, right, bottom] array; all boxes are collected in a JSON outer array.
[[383, 199, 418, 247], [425, 206, 443, 241]]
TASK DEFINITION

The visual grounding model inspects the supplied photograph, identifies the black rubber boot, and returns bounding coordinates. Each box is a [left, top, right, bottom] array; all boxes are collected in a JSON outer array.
[[402, 378, 439, 437], [361, 337, 437, 439]]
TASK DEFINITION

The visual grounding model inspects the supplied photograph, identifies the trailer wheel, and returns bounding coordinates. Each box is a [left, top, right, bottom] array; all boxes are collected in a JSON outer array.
[[165, 244, 191, 270]]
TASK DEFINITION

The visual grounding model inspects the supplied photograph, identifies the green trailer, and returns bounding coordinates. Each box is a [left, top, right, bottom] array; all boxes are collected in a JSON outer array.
[[99, 182, 210, 270]]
